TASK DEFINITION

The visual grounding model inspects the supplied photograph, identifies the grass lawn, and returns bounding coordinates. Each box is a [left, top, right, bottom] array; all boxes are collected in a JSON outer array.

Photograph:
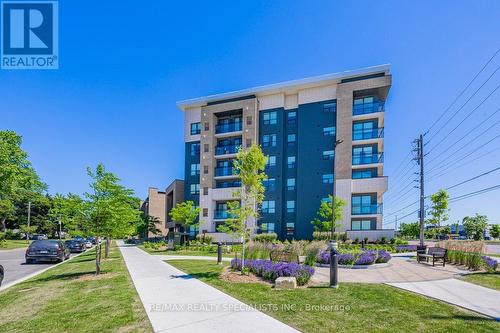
[[0, 242, 152, 333], [0, 239, 31, 250], [460, 272, 500, 291], [138, 245, 235, 257], [168, 260, 499, 333]]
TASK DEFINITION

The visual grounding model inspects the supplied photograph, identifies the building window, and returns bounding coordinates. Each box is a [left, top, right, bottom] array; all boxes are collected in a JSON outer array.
[[287, 156, 296, 169], [351, 219, 375, 230], [286, 222, 295, 235], [287, 134, 296, 146], [247, 116, 252, 125], [323, 126, 336, 136], [263, 178, 276, 192], [246, 139, 252, 147], [190, 122, 201, 135], [321, 197, 332, 203], [204, 122, 209, 131], [322, 174, 334, 184], [263, 111, 277, 125], [262, 134, 277, 147], [203, 208, 208, 217], [322, 150, 334, 160], [266, 155, 276, 167], [352, 194, 378, 215], [203, 187, 208, 195], [203, 165, 208, 174], [287, 178, 295, 191], [352, 145, 379, 165], [323, 101, 337, 113], [286, 200, 295, 213], [261, 222, 275, 232], [352, 168, 378, 179], [262, 200, 275, 213], [190, 163, 200, 176], [287, 111, 296, 124], [204, 144, 209, 153], [190, 143, 200, 156], [190, 184, 200, 195]]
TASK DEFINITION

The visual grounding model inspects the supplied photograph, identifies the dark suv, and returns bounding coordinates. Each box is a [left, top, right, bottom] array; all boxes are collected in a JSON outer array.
[[25, 240, 70, 264], [64, 240, 85, 253]]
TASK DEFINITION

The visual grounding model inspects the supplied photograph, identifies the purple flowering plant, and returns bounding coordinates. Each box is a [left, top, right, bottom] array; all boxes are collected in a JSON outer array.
[[230, 258, 315, 285], [481, 256, 498, 273]]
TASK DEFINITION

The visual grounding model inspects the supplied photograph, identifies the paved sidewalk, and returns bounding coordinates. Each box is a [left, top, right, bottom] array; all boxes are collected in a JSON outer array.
[[387, 279, 500, 320], [118, 241, 298, 333]]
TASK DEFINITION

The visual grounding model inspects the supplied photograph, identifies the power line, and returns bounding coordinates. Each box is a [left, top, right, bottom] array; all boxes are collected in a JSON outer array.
[[445, 166, 500, 191], [424, 47, 500, 135], [449, 184, 500, 203]]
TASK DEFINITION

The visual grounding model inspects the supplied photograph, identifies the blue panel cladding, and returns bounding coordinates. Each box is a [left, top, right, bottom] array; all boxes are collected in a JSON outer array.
[[296, 100, 336, 240], [259, 107, 285, 238], [184, 141, 200, 205]]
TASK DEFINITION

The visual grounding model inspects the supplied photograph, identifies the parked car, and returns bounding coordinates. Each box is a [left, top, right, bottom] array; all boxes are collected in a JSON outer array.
[[74, 236, 84, 241], [87, 236, 97, 245], [84, 240, 93, 248], [30, 234, 48, 240], [25, 240, 70, 263], [0, 265, 4, 287], [64, 240, 85, 253]]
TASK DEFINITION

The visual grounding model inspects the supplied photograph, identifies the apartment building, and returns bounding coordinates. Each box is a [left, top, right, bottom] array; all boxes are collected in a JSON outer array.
[[177, 65, 393, 241], [140, 179, 184, 239]]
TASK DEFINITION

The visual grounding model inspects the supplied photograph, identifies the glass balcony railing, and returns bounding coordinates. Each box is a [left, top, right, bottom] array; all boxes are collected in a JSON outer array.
[[215, 144, 240, 156], [352, 128, 384, 140], [216, 180, 241, 188], [215, 122, 242, 134], [215, 166, 237, 177], [351, 204, 383, 215], [214, 210, 231, 219], [353, 101, 385, 116], [352, 153, 384, 165]]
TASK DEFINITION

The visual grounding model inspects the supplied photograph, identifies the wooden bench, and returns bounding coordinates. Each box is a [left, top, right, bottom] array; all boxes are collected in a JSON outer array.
[[417, 247, 447, 267], [269, 249, 297, 263]]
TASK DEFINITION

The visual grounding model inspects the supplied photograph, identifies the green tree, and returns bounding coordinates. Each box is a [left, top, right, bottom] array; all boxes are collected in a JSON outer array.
[[0, 131, 46, 231], [138, 213, 162, 238], [85, 164, 141, 273], [399, 222, 420, 238], [169, 201, 200, 244], [49, 193, 88, 238], [310, 195, 346, 237], [217, 145, 267, 271], [428, 189, 449, 227], [462, 214, 488, 241], [490, 224, 500, 239]]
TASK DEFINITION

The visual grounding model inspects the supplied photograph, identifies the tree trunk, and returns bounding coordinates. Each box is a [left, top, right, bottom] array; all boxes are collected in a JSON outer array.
[[104, 238, 110, 258], [0, 217, 6, 232], [95, 242, 101, 275]]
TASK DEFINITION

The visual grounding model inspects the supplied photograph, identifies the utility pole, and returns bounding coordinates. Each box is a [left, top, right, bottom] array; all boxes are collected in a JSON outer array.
[[331, 139, 343, 239], [413, 134, 425, 248], [26, 201, 31, 240]]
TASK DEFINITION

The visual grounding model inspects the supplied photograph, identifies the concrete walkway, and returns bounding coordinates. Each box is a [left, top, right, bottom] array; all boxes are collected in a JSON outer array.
[[118, 241, 298, 333], [387, 279, 500, 320]]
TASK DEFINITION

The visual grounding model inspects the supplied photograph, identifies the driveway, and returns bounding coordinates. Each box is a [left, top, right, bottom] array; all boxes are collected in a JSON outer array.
[[0, 248, 76, 288]]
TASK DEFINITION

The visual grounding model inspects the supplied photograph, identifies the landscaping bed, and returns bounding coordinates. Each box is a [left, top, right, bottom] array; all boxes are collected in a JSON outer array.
[[0, 242, 152, 333], [167, 259, 500, 333]]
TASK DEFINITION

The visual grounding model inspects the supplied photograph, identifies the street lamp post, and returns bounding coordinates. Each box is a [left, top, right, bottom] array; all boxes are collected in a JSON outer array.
[[331, 140, 343, 239]]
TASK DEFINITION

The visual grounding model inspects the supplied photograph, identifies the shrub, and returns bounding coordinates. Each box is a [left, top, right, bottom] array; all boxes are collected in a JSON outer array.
[[4, 229, 21, 240], [253, 233, 278, 243], [304, 241, 326, 266], [395, 245, 417, 252], [390, 238, 396, 244], [196, 233, 213, 245], [380, 237, 387, 244], [376, 250, 392, 263], [363, 237, 369, 244], [353, 237, 359, 244], [482, 256, 498, 272], [230, 258, 315, 286], [338, 253, 356, 265], [355, 250, 377, 265]]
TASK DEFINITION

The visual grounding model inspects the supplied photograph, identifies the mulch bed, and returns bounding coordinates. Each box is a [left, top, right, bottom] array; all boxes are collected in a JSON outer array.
[[219, 266, 272, 285]]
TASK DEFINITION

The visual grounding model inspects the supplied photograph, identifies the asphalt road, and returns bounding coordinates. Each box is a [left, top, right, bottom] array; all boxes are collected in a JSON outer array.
[[0, 248, 78, 287]]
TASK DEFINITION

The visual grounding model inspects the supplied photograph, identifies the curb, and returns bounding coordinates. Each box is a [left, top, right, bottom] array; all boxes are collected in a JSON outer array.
[[0, 247, 93, 292]]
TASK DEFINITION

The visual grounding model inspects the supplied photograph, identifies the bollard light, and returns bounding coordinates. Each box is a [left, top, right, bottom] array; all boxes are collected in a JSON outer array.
[[329, 240, 339, 289], [217, 242, 222, 265]]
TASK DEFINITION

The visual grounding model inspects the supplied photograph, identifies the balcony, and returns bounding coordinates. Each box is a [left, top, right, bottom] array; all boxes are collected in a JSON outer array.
[[214, 210, 231, 220], [352, 153, 384, 165], [215, 166, 237, 177], [353, 101, 385, 116], [352, 128, 384, 141], [352, 204, 383, 215], [215, 122, 242, 134], [215, 144, 240, 156]]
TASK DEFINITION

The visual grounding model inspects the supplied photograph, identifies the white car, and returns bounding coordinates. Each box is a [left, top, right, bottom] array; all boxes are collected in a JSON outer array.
[[84, 240, 93, 248]]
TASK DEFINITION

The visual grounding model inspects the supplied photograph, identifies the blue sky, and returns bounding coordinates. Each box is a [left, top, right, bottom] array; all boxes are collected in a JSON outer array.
[[1, 1, 500, 227]]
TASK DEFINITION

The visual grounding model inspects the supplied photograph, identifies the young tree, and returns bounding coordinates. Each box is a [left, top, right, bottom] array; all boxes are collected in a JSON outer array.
[[0, 131, 46, 231], [138, 213, 162, 238], [85, 164, 141, 274], [310, 195, 346, 237], [428, 189, 449, 227], [169, 201, 200, 244], [462, 214, 488, 241], [490, 224, 500, 239], [217, 145, 267, 271]]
